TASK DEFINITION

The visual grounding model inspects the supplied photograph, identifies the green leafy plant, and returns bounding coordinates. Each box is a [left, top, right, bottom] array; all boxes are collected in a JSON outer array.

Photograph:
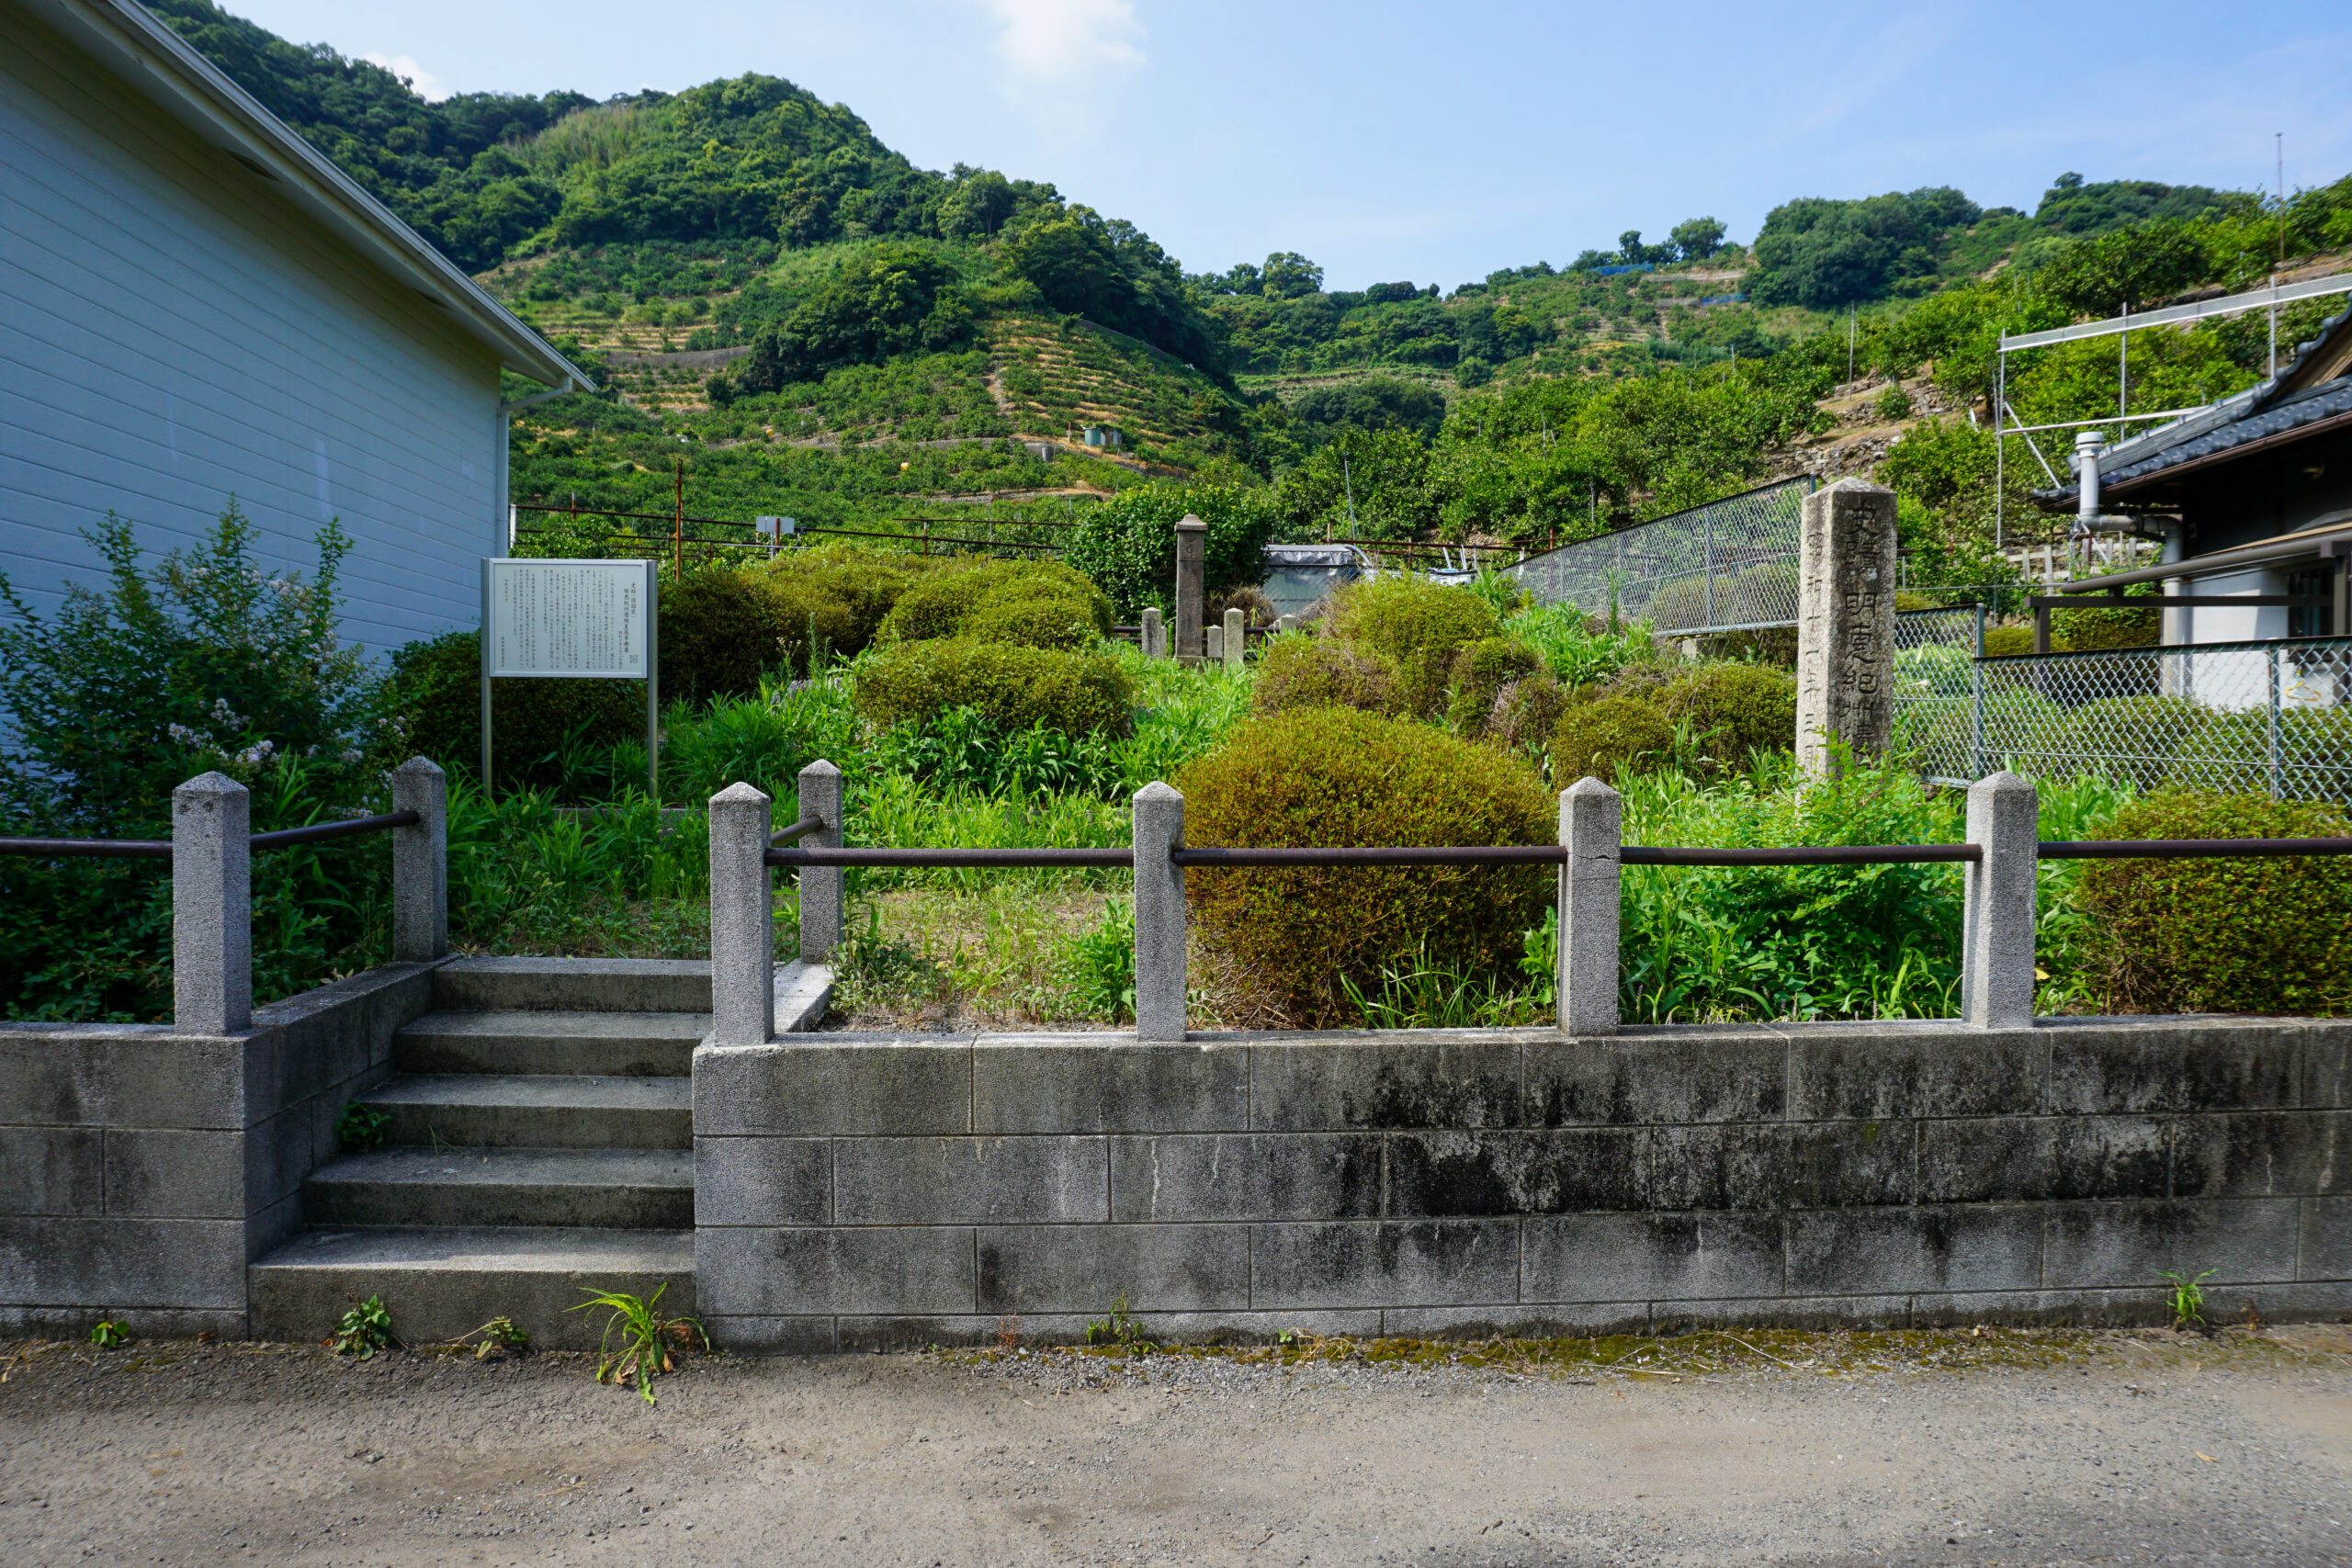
[[1085, 1293, 1153, 1351], [330, 1296, 395, 1359], [452, 1315, 531, 1359], [2159, 1269, 2216, 1330], [570, 1283, 706, 1405], [1061, 898, 1136, 1021], [334, 1103, 391, 1151], [88, 1319, 130, 1348]]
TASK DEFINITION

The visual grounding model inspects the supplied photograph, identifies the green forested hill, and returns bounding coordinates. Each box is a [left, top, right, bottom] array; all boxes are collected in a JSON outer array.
[[138, 0, 2352, 567]]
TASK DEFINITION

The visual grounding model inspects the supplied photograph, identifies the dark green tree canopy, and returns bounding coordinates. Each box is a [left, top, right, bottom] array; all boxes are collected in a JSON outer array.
[[731, 244, 974, 392], [1745, 187, 1982, 309], [2033, 173, 2247, 235], [1289, 376, 1449, 446]]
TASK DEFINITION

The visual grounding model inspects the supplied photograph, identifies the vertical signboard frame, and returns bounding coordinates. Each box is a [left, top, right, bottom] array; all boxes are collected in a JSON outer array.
[[479, 558, 660, 800]]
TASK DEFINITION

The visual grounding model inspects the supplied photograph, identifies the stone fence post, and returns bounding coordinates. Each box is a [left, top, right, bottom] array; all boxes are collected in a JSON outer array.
[[1140, 606, 1166, 659], [1962, 771, 2038, 1030], [708, 783, 774, 1046], [797, 760, 843, 964], [1275, 614, 1298, 636], [1795, 478, 1897, 773], [1132, 782, 1186, 1043], [173, 771, 250, 1034], [1174, 513, 1206, 660], [390, 757, 448, 963], [1223, 607, 1246, 670], [1204, 625, 1225, 663], [1557, 776, 1622, 1037]]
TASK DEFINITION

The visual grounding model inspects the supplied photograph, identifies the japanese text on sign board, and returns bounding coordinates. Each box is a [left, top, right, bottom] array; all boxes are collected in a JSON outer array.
[[489, 560, 648, 678]]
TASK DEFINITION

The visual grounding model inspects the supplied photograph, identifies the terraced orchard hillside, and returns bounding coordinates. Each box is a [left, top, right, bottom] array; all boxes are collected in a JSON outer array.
[[989, 316, 1239, 457]]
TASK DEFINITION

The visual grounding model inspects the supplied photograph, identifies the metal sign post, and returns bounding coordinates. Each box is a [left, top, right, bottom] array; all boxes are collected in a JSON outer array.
[[480, 558, 660, 800]]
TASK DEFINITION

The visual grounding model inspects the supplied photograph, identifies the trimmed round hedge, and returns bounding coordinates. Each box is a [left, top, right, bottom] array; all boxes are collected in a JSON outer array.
[[1659, 663, 1797, 768], [1177, 706, 1554, 1023], [1250, 635, 1398, 717], [852, 637, 1134, 737], [1552, 694, 1677, 784], [1324, 576, 1500, 718], [877, 559, 1113, 649], [2078, 789, 2352, 1015]]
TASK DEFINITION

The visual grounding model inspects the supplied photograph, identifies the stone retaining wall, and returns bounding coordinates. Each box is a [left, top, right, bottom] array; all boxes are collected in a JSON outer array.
[[0, 962, 440, 1338], [693, 1016, 2352, 1351]]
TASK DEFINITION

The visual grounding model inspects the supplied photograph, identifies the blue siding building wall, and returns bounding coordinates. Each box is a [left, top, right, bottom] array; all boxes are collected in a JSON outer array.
[[1, 3, 504, 658]]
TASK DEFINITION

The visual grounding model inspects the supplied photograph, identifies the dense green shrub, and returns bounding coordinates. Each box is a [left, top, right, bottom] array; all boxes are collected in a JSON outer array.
[[1325, 576, 1501, 717], [853, 638, 1134, 737], [2078, 790, 2352, 1015], [1553, 694, 1677, 784], [1444, 637, 1542, 736], [1178, 706, 1554, 1023], [1658, 663, 1797, 769], [960, 594, 1104, 651], [1983, 624, 2066, 657], [1250, 634, 1397, 716], [0, 507, 386, 826], [876, 559, 1113, 647], [756, 544, 923, 669], [0, 507, 393, 1019], [2051, 584, 2162, 650], [1063, 482, 1280, 620], [1487, 673, 1570, 759], [389, 630, 648, 794], [659, 569, 788, 703]]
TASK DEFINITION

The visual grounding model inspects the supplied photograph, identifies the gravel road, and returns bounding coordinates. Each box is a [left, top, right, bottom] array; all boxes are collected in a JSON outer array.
[[5, 1325, 2352, 1566]]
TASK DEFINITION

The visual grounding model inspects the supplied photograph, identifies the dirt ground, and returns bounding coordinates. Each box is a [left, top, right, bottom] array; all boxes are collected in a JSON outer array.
[[6, 1325, 2352, 1567]]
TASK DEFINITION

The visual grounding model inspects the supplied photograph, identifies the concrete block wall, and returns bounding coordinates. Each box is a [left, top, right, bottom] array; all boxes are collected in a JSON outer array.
[[0, 961, 439, 1337], [694, 1015, 2352, 1350]]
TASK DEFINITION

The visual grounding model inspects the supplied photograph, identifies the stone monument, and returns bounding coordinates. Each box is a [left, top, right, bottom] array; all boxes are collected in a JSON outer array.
[[1795, 478, 1897, 774]]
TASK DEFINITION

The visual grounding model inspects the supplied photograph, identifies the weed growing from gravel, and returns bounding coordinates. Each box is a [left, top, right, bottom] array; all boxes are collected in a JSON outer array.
[[571, 1284, 706, 1405], [330, 1297, 394, 1359], [86, 1320, 129, 1348], [2162, 1269, 2217, 1331], [1085, 1294, 1153, 1350], [448, 1316, 531, 1360]]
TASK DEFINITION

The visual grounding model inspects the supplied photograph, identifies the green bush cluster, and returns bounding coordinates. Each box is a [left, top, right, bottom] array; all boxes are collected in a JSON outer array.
[[1324, 574, 1502, 717], [877, 558, 1112, 649], [390, 630, 648, 793], [1551, 662, 1797, 784], [852, 637, 1134, 738], [1250, 634, 1397, 717], [1443, 638, 1543, 735], [1177, 706, 1555, 1023], [2078, 790, 2352, 1015]]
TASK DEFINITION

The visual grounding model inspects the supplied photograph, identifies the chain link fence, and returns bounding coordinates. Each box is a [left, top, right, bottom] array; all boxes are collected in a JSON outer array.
[[1506, 478, 1815, 635], [1894, 630, 2352, 803]]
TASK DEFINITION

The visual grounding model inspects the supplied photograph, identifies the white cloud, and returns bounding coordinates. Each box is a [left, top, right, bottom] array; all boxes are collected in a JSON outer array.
[[361, 52, 450, 103], [981, 0, 1146, 83]]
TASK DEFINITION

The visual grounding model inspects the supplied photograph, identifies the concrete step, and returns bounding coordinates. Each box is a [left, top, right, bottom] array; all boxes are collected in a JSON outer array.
[[433, 957, 711, 1014], [303, 1147, 694, 1229], [355, 1074, 691, 1150], [249, 1225, 695, 1350], [396, 1010, 707, 1077]]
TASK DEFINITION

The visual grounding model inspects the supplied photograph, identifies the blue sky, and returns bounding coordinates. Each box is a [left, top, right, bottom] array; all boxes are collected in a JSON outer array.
[[230, 0, 2352, 289]]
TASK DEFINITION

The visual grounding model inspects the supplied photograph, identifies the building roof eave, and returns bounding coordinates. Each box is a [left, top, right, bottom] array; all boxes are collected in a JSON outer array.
[[25, 0, 593, 394]]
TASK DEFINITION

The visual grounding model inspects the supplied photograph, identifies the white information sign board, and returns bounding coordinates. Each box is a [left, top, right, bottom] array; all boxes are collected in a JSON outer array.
[[479, 558, 660, 797], [486, 559, 652, 679]]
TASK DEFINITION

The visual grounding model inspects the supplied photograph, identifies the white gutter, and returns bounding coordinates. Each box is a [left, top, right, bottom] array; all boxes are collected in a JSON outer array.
[[21, 0, 593, 392]]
